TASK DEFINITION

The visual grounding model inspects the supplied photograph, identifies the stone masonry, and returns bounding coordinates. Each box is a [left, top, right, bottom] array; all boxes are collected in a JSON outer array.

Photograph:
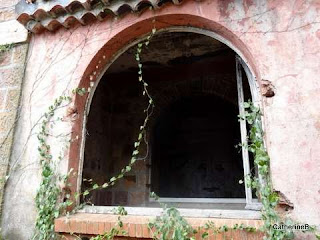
[[0, 0, 28, 217]]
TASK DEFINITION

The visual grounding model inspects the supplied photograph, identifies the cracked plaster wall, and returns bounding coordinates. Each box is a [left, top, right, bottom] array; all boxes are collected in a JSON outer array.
[[1, 0, 320, 239]]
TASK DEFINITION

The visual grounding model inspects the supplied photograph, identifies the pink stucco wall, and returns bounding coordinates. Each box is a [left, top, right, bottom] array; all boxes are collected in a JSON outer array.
[[2, 0, 320, 238]]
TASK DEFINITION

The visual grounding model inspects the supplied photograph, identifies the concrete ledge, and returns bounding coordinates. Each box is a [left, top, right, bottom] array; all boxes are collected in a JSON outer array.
[[0, 20, 28, 45], [55, 213, 264, 239], [79, 206, 262, 219]]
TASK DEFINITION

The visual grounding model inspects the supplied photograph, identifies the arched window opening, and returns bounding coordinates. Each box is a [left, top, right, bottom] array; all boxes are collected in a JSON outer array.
[[81, 31, 259, 211]]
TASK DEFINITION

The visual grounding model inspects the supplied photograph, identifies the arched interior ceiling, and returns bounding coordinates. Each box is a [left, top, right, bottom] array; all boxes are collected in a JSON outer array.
[[107, 32, 230, 74]]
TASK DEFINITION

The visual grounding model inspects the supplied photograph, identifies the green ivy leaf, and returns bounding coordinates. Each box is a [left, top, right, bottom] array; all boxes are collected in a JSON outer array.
[[243, 102, 250, 108], [126, 166, 131, 172], [83, 190, 89, 196], [74, 192, 80, 198], [130, 157, 136, 164], [132, 150, 139, 155], [202, 232, 209, 239]]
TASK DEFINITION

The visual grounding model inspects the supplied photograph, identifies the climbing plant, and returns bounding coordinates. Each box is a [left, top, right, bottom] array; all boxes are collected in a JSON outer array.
[[32, 25, 157, 240], [240, 101, 293, 240], [144, 102, 319, 240], [148, 193, 196, 240], [240, 101, 319, 240], [31, 21, 320, 240], [33, 95, 73, 240], [148, 192, 257, 240], [75, 25, 157, 205], [90, 207, 128, 240], [0, 43, 14, 54]]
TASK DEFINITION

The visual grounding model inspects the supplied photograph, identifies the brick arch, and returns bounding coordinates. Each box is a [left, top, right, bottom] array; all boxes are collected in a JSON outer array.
[[67, 12, 261, 205]]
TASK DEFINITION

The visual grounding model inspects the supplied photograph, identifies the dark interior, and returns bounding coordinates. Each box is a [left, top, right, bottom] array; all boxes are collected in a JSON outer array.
[[82, 32, 250, 207], [151, 95, 244, 198]]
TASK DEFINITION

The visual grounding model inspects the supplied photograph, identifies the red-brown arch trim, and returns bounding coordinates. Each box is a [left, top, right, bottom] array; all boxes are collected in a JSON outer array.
[[67, 13, 261, 207]]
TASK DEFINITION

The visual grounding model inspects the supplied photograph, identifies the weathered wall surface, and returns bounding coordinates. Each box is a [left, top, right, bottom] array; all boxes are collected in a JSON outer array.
[[1, 0, 320, 239], [0, 0, 28, 223], [0, 0, 18, 22]]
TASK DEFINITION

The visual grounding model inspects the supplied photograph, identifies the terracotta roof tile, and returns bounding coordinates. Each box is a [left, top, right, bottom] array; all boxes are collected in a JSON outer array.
[[15, 0, 182, 33]]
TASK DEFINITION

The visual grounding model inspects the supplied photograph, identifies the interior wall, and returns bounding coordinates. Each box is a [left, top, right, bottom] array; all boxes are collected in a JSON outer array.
[[82, 74, 149, 206]]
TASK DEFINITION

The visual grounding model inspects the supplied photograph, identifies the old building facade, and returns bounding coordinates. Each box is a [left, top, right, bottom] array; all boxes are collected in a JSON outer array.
[[0, 0, 319, 239]]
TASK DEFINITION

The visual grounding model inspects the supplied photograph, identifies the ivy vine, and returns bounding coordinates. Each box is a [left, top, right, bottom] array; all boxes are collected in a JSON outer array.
[[77, 25, 157, 203], [0, 43, 14, 55], [240, 101, 319, 240], [33, 95, 73, 240], [89, 207, 128, 240], [31, 24, 320, 240], [33, 26, 157, 240], [148, 193, 257, 240]]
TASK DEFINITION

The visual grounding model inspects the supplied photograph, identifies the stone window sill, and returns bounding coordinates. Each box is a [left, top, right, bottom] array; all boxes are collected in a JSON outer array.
[[55, 213, 264, 239], [78, 206, 262, 219]]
